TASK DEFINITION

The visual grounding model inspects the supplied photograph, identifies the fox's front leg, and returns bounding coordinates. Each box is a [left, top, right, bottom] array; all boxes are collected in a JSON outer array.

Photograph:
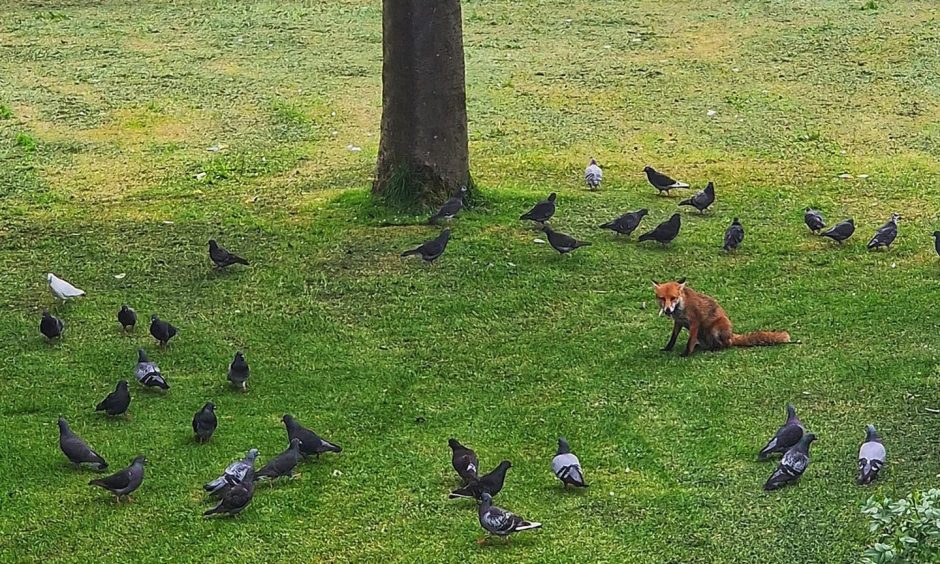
[[662, 321, 681, 352], [682, 324, 699, 357]]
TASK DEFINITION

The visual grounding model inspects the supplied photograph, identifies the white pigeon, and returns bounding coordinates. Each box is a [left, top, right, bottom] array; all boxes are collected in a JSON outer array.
[[584, 158, 602, 190], [47, 273, 85, 301], [551, 437, 588, 488]]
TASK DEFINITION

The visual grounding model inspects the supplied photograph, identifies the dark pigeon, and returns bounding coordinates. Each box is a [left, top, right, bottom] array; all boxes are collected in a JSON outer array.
[[552, 437, 588, 488], [758, 403, 804, 460], [400, 228, 451, 263], [600, 209, 648, 237], [448, 438, 479, 484], [637, 213, 681, 246], [149, 315, 177, 348], [764, 433, 816, 490], [820, 219, 855, 244], [134, 349, 169, 390], [643, 166, 689, 195], [867, 213, 900, 251], [804, 208, 826, 234], [204, 449, 258, 496], [678, 181, 715, 213], [429, 186, 467, 224], [519, 193, 557, 224], [723, 217, 744, 252], [58, 417, 108, 470], [282, 414, 342, 458], [255, 438, 302, 481], [117, 305, 137, 332], [40, 310, 64, 341], [934, 232, 940, 257], [89, 455, 146, 503], [204, 468, 254, 517], [228, 352, 249, 391], [541, 225, 591, 254], [95, 380, 131, 417], [209, 239, 249, 269], [193, 402, 217, 443], [449, 460, 511, 500], [477, 492, 541, 541], [857, 424, 886, 485]]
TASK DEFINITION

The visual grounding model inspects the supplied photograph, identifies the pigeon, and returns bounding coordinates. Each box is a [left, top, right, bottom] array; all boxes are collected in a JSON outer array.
[[678, 181, 715, 213], [429, 186, 467, 224], [820, 219, 855, 244], [255, 438, 302, 481], [804, 208, 826, 234], [400, 229, 451, 264], [47, 273, 85, 301], [209, 239, 249, 269], [134, 348, 169, 390], [477, 493, 541, 542], [449, 460, 511, 500], [448, 438, 479, 483], [541, 225, 591, 254], [58, 417, 108, 470], [95, 380, 131, 417], [282, 414, 342, 458], [204, 468, 255, 517], [227, 352, 250, 391], [643, 166, 689, 195], [637, 213, 681, 246], [763, 433, 817, 491], [89, 455, 146, 503], [599, 209, 648, 237], [192, 402, 218, 443], [519, 193, 556, 224], [39, 310, 64, 340], [857, 424, 886, 485], [867, 213, 900, 251], [552, 437, 588, 488], [149, 315, 177, 348], [584, 158, 602, 190], [204, 449, 259, 496], [934, 231, 940, 257], [723, 217, 744, 252], [757, 403, 804, 460], [117, 305, 137, 332]]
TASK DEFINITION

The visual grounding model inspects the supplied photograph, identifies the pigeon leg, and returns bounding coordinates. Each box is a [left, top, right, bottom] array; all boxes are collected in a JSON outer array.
[[476, 537, 488, 546]]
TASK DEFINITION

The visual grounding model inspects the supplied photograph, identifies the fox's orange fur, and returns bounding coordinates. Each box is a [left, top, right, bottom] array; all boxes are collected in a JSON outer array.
[[652, 278, 790, 356]]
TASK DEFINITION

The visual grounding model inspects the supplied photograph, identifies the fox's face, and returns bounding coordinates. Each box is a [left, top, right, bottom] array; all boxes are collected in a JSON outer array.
[[652, 278, 686, 317]]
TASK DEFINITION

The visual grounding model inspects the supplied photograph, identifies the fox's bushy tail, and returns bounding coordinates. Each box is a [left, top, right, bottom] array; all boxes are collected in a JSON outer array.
[[731, 331, 791, 347]]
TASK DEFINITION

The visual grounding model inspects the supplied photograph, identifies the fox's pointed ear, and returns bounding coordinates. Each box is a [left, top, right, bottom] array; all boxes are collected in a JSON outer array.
[[651, 279, 660, 288], [677, 277, 686, 284]]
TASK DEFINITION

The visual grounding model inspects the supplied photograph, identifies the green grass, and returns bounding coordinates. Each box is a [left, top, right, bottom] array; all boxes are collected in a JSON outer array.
[[2, 0, 940, 561]]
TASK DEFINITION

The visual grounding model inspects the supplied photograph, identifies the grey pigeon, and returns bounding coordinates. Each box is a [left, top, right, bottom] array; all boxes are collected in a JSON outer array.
[[804, 208, 826, 234], [449, 460, 511, 500], [584, 158, 602, 190], [541, 225, 590, 254], [134, 349, 169, 390], [204, 449, 259, 496], [723, 217, 744, 252], [867, 213, 900, 251], [678, 181, 715, 213], [400, 229, 451, 263], [643, 166, 689, 196], [96, 380, 130, 417], [47, 273, 84, 301], [857, 424, 886, 485], [758, 403, 804, 460], [448, 438, 479, 484], [149, 315, 177, 348], [204, 467, 254, 517], [209, 239, 249, 268], [255, 438, 302, 481], [637, 213, 681, 246], [552, 437, 588, 488], [764, 433, 816, 490], [477, 492, 541, 541], [519, 193, 556, 224], [89, 455, 146, 503], [117, 305, 137, 332], [282, 414, 342, 458], [227, 352, 249, 391], [40, 310, 63, 340], [600, 209, 648, 237], [58, 417, 108, 470], [820, 219, 855, 244], [192, 402, 217, 443], [429, 186, 467, 224]]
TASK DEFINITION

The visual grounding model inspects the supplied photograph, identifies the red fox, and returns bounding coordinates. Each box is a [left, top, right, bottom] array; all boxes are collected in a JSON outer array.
[[652, 278, 791, 356]]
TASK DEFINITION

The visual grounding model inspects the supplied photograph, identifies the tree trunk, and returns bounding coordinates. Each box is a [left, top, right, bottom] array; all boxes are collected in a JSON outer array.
[[373, 0, 470, 208]]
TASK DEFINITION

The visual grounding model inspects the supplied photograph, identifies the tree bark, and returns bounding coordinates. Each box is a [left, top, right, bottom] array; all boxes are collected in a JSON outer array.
[[373, 0, 470, 208]]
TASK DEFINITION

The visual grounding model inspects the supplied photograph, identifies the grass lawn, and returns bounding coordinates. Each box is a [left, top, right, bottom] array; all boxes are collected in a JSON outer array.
[[2, 0, 940, 561]]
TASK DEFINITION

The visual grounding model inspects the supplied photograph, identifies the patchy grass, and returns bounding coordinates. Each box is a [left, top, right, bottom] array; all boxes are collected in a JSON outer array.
[[2, 0, 940, 562]]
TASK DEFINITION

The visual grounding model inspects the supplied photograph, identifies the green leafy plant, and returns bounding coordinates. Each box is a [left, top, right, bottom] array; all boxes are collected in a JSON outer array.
[[862, 490, 940, 563]]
